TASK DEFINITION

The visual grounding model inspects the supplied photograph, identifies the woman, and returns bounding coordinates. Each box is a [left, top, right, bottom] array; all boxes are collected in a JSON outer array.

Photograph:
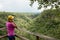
[[6, 15, 17, 40]]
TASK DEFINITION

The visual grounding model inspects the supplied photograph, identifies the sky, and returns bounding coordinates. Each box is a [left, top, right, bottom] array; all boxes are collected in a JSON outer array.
[[0, 0, 51, 13], [0, 0, 43, 13]]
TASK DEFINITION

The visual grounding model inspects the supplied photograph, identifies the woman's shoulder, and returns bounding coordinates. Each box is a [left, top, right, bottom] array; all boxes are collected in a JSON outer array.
[[6, 21, 12, 24]]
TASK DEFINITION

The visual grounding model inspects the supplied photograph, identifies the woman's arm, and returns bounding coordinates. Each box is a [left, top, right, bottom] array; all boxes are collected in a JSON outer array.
[[12, 22, 17, 28]]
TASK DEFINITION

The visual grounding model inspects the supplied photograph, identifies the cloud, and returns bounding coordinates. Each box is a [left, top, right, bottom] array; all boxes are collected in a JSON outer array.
[[0, 0, 41, 12], [0, 3, 3, 10]]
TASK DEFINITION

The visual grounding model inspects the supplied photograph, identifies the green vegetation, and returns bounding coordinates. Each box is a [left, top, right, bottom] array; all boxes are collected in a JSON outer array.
[[30, 0, 60, 9], [0, 12, 38, 40], [29, 8, 60, 39], [0, 8, 60, 40]]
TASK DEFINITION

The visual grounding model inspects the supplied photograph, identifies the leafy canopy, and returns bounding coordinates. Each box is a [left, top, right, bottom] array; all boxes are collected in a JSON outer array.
[[30, 0, 60, 9]]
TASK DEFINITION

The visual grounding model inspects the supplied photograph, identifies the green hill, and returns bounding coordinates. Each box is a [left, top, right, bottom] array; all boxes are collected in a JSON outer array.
[[0, 8, 60, 40], [29, 9, 60, 39], [0, 12, 38, 40]]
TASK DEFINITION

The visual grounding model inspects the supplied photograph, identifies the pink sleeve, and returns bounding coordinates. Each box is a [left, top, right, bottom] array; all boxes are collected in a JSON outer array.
[[11, 22, 16, 28]]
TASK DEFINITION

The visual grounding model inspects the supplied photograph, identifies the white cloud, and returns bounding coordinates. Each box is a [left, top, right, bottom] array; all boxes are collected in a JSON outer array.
[[0, 3, 3, 10], [0, 0, 41, 12]]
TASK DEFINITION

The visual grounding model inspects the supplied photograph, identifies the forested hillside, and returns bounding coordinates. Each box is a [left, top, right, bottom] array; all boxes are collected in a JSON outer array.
[[0, 8, 60, 40], [29, 8, 60, 39], [0, 12, 38, 40]]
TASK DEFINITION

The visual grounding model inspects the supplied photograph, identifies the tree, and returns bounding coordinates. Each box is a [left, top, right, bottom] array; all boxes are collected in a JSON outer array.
[[30, 0, 60, 9]]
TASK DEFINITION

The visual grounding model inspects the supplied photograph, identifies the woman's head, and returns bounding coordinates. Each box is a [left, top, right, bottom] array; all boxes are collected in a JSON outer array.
[[8, 15, 14, 22]]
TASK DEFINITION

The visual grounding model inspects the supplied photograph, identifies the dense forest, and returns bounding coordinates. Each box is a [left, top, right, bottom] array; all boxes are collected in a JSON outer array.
[[0, 8, 60, 40], [0, 12, 39, 40], [29, 8, 60, 39]]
